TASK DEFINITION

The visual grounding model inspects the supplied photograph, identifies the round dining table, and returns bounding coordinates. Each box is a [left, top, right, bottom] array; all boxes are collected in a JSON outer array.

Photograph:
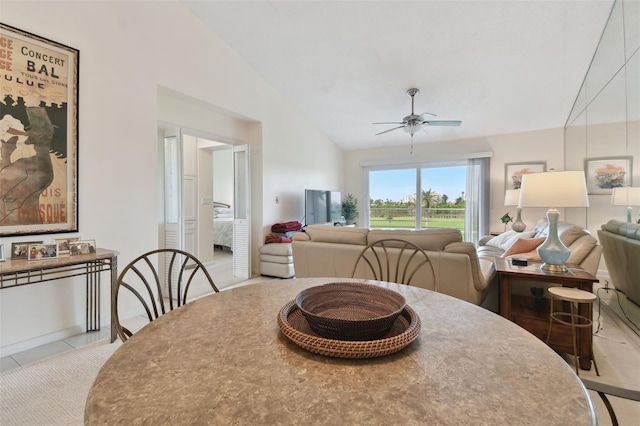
[[85, 277, 596, 425]]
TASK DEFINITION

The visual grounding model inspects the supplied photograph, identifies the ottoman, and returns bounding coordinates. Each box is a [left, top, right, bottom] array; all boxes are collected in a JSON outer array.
[[259, 243, 295, 278]]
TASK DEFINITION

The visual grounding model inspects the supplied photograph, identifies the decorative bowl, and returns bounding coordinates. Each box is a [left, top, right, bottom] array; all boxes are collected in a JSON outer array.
[[294, 282, 407, 341]]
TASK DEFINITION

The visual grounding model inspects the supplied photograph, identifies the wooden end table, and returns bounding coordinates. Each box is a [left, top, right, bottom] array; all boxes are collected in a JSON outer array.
[[494, 257, 599, 370]]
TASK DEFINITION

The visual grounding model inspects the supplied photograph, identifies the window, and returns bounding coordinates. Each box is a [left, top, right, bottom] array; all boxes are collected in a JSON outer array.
[[366, 159, 489, 243]]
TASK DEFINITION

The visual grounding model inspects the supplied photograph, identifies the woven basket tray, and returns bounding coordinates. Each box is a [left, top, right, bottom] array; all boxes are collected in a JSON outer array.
[[278, 300, 421, 359]]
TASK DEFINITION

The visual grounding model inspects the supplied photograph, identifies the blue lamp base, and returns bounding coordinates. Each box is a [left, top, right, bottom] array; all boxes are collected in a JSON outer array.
[[537, 208, 570, 272]]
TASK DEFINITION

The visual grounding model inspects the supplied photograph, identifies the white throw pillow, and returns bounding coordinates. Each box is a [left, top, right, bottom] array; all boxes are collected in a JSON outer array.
[[485, 230, 536, 250]]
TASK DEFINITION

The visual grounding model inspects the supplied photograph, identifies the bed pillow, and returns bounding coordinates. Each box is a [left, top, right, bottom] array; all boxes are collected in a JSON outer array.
[[501, 237, 546, 259], [213, 207, 233, 218], [485, 230, 536, 250]]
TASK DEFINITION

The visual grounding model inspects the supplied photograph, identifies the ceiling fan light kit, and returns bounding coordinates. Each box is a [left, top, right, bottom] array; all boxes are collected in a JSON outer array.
[[374, 88, 462, 153]]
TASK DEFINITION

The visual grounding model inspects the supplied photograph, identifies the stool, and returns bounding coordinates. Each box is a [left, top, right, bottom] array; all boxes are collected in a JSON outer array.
[[259, 243, 295, 278], [546, 286, 599, 376]]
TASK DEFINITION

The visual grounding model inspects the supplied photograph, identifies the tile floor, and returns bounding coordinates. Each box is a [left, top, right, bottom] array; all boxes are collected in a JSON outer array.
[[1, 276, 639, 425]]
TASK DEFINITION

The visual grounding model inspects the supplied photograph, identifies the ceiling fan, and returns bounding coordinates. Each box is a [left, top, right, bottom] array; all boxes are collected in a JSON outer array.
[[374, 88, 461, 148]]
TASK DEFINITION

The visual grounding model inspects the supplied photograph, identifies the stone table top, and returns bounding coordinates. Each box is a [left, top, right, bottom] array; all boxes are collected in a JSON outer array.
[[85, 277, 596, 425]]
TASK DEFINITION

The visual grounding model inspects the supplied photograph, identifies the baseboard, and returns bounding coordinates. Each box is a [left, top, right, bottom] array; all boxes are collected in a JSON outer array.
[[0, 325, 85, 357]]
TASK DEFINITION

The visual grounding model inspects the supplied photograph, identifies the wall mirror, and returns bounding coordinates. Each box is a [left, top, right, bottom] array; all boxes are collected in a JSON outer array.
[[565, 0, 640, 336]]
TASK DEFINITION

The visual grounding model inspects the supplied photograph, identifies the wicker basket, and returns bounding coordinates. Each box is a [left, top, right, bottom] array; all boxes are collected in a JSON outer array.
[[294, 282, 407, 341], [278, 300, 421, 359]]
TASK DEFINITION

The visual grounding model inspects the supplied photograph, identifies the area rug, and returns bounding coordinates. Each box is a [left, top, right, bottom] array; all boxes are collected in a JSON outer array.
[[0, 340, 120, 426]]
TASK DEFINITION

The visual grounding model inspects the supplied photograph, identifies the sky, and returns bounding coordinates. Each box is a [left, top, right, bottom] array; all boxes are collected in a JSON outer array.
[[369, 166, 467, 202]]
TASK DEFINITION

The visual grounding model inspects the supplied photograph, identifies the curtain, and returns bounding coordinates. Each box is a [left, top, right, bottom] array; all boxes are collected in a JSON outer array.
[[465, 157, 490, 244]]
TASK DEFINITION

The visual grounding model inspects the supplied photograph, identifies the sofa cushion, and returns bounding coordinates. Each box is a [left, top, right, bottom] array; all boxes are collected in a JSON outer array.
[[532, 220, 588, 247], [501, 237, 546, 258], [260, 243, 293, 256], [485, 230, 536, 250], [368, 228, 462, 251], [567, 234, 597, 264], [303, 225, 369, 245], [602, 219, 640, 240]]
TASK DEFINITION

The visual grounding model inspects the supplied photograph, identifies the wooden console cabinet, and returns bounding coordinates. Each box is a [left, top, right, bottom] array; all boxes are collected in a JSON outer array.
[[494, 257, 598, 370]]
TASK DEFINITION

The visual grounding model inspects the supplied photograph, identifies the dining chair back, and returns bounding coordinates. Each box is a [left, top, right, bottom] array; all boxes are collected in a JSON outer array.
[[351, 238, 435, 286], [113, 248, 219, 342]]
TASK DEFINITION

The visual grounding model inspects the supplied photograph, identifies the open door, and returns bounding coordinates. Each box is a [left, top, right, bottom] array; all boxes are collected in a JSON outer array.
[[233, 144, 250, 279]]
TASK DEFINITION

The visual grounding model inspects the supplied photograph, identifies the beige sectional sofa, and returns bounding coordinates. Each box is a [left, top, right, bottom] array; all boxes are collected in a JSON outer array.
[[598, 220, 640, 305], [292, 225, 496, 305], [477, 219, 602, 276]]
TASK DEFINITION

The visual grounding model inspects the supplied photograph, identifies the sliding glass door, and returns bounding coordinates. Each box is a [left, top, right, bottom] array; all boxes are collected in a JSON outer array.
[[367, 161, 488, 242]]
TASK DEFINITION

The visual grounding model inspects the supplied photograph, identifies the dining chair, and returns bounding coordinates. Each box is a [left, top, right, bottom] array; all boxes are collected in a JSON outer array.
[[113, 248, 219, 342], [581, 378, 640, 426], [351, 238, 435, 286]]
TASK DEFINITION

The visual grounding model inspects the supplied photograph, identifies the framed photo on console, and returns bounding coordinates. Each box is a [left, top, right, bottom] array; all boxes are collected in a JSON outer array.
[[505, 162, 546, 190], [0, 23, 79, 237], [11, 241, 43, 259], [27, 243, 59, 260], [69, 240, 96, 255]]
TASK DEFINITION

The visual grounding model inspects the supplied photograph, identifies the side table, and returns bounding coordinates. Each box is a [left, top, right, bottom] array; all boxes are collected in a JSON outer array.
[[494, 257, 599, 370]]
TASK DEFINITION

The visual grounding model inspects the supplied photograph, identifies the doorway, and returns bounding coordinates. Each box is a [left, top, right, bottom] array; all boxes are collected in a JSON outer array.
[[158, 124, 251, 288]]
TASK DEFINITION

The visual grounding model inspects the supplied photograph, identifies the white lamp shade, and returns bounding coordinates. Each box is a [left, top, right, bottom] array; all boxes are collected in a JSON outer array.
[[518, 170, 589, 208], [611, 187, 640, 206], [504, 189, 521, 207]]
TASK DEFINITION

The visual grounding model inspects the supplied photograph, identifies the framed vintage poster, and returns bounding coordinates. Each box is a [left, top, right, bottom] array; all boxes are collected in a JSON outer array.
[[0, 23, 79, 236], [505, 162, 547, 190], [585, 156, 633, 195]]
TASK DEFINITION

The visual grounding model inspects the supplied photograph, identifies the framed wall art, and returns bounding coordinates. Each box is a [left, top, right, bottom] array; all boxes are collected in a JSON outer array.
[[0, 23, 79, 236], [0, 244, 5, 262], [505, 162, 547, 190], [585, 156, 633, 195]]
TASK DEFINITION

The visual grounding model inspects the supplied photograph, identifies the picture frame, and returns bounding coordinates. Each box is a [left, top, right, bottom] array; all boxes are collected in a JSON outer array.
[[0, 244, 5, 262], [27, 243, 59, 260], [0, 23, 79, 237], [11, 241, 43, 259], [69, 240, 96, 256], [505, 162, 547, 190], [54, 237, 81, 255], [585, 156, 633, 195]]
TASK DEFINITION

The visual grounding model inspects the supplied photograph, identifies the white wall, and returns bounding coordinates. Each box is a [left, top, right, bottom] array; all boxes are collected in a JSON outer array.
[[343, 127, 565, 232], [0, 1, 342, 354]]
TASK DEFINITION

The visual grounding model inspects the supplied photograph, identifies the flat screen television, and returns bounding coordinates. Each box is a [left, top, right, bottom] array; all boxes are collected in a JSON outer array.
[[305, 189, 342, 226]]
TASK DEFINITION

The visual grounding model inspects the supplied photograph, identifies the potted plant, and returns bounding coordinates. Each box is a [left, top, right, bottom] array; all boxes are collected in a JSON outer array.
[[342, 193, 359, 225]]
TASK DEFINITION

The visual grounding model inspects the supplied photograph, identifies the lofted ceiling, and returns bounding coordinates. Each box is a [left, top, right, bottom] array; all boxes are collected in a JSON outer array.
[[182, 0, 614, 151]]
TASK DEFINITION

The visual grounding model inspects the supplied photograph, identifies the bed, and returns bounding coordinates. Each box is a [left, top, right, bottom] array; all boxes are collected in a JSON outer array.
[[213, 203, 234, 252]]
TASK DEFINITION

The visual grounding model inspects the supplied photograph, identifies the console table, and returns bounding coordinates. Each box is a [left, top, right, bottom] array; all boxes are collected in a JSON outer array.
[[0, 248, 118, 340], [495, 257, 599, 370]]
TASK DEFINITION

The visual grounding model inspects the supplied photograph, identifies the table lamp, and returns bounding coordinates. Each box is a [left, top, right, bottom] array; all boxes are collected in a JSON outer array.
[[611, 186, 640, 223], [504, 189, 526, 232], [518, 170, 589, 272]]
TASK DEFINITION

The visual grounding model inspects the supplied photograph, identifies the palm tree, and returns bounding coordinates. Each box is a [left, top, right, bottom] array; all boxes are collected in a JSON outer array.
[[421, 188, 438, 224]]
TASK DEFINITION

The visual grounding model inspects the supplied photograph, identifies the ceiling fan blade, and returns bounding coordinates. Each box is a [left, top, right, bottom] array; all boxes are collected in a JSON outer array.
[[373, 121, 404, 125], [417, 112, 437, 121], [424, 120, 462, 126], [375, 125, 406, 135]]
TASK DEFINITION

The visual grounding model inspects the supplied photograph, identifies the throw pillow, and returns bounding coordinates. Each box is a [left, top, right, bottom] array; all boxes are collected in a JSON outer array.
[[501, 237, 546, 258], [485, 230, 536, 250]]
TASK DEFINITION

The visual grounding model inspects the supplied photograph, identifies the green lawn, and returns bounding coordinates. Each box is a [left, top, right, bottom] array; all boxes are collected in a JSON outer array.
[[370, 216, 465, 231]]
